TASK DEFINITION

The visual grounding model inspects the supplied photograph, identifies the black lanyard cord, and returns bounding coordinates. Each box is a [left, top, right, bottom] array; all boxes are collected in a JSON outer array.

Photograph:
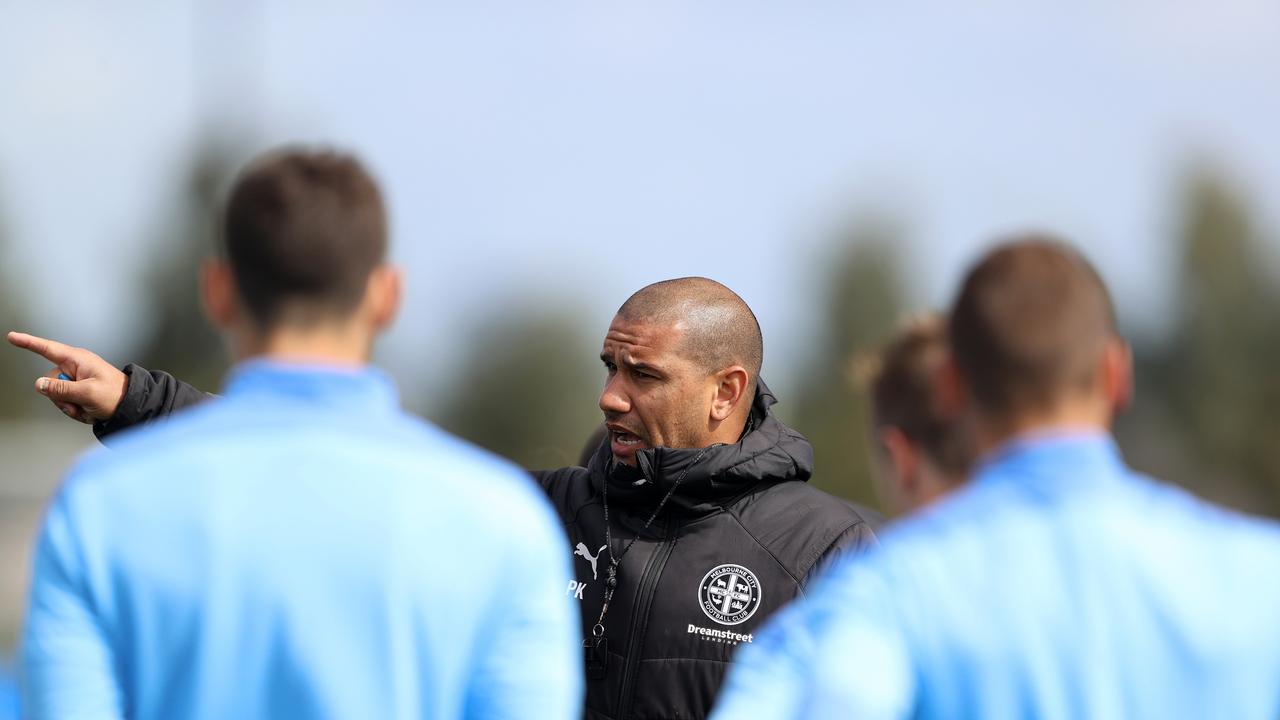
[[591, 447, 710, 639]]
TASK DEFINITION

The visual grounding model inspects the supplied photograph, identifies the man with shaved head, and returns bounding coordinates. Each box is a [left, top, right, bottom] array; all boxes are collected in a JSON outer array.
[[713, 237, 1280, 719], [598, 277, 763, 465], [12, 275, 879, 719], [538, 277, 877, 718]]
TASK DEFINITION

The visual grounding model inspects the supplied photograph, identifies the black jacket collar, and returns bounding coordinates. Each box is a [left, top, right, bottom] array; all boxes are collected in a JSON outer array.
[[586, 379, 815, 516]]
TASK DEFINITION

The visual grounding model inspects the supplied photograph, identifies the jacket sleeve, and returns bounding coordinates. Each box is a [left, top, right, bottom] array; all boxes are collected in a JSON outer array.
[[530, 469, 555, 492], [802, 520, 878, 590], [529, 468, 581, 500], [91, 363, 215, 443]]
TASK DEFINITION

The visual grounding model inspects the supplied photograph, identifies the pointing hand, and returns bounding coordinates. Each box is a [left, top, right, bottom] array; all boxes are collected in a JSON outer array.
[[6, 331, 128, 424]]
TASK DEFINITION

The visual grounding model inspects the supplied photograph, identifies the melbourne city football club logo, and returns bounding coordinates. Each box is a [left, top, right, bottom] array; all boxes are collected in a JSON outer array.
[[698, 564, 762, 626]]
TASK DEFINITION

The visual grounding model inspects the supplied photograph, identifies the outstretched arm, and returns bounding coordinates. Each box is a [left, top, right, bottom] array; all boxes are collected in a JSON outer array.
[[7, 331, 213, 441]]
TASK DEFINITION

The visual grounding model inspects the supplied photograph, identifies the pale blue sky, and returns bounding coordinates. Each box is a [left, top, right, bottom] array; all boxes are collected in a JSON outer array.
[[2, 1, 1278, 405]]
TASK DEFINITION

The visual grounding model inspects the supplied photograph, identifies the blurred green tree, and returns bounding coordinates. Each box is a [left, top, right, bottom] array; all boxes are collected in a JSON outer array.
[[128, 137, 249, 392], [788, 225, 910, 510], [430, 303, 603, 470], [1119, 170, 1280, 517], [0, 186, 37, 418]]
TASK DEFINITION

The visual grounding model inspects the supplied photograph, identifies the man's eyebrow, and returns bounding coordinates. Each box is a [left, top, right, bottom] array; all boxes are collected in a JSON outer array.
[[599, 351, 664, 375], [628, 360, 663, 375]]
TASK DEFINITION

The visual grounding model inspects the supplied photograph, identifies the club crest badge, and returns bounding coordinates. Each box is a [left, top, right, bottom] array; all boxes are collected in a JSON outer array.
[[698, 564, 762, 626]]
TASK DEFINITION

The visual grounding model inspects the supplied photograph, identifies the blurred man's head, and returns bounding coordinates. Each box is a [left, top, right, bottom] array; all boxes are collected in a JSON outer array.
[[867, 313, 972, 516], [201, 148, 400, 362], [946, 235, 1131, 449], [599, 277, 762, 465]]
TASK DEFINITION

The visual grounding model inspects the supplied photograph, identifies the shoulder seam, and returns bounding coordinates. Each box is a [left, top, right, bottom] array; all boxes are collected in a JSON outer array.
[[569, 495, 601, 529], [726, 507, 804, 589], [544, 469, 601, 530], [798, 519, 866, 579]]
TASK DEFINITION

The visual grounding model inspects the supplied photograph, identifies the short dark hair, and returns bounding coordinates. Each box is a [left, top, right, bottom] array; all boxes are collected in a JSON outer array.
[[222, 148, 387, 328], [867, 313, 970, 477], [949, 235, 1117, 420], [617, 277, 763, 391]]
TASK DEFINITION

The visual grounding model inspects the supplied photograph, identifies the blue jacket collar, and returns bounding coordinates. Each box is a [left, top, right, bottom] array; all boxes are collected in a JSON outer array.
[[222, 359, 400, 413], [974, 428, 1124, 491]]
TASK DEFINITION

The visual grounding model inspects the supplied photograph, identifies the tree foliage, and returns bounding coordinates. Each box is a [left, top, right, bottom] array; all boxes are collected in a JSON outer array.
[[1119, 171, 1280, 517], [788, 225, 909, 510], [0, 185, 37, 418], [431, 304, 603, 470], [127, 137, 249, 392]]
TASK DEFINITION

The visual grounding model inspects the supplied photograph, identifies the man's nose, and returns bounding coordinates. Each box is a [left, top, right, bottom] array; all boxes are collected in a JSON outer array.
[[599, 376, 631, 415]]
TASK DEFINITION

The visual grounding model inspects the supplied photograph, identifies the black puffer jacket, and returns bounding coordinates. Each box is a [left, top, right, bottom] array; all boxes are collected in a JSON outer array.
[[94, 366, 879, 719], [535, 381, 877, 719]]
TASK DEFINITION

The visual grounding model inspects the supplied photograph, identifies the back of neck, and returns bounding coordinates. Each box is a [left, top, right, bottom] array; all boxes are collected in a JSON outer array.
[[974, 402, 1112, 460], [232, 324, 373, 368]]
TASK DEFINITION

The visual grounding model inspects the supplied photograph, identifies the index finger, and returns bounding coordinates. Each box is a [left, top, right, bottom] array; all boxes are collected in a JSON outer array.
[[6, 331, 77, 365]]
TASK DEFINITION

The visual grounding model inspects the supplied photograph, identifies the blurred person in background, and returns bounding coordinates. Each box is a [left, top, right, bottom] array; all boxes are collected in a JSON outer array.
[[12, 277, 880, 720], [711, 236, 1280, 719], [862, 312, 971, 518], [15, 148, 581, 719]]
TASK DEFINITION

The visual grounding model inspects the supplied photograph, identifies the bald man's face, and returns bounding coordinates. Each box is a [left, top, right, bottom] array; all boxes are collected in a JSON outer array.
[[598, 314, 722, 465]]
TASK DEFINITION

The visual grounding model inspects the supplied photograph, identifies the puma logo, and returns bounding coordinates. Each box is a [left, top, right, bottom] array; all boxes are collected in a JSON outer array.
[[574, 542, 607, 580]]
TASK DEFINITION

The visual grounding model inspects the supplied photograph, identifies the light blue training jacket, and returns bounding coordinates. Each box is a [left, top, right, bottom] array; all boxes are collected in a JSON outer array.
[[712, 431, 1280, 719], [22, 361, 583, 719]]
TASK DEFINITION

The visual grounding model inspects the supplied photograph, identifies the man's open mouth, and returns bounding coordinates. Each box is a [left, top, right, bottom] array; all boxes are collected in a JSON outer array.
[[611, 430, 644, 446], [607, 424, 647, 455]]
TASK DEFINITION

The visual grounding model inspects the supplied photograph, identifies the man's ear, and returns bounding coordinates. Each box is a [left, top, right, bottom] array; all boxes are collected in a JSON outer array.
[[935, 352, 968, 420], [199, 259, 238, 330], [1102, 338, 1133, 416], [364, 265, 402, 332], [879, 426, 919, 498], [709, 366, 750, 422]]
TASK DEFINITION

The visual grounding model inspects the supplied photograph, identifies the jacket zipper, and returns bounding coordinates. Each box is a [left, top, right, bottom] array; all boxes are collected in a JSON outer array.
[[617, 519, 678, 717]]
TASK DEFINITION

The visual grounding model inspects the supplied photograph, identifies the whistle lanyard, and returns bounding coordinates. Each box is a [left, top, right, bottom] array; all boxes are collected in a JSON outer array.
[[586, 448, 709, 674]]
